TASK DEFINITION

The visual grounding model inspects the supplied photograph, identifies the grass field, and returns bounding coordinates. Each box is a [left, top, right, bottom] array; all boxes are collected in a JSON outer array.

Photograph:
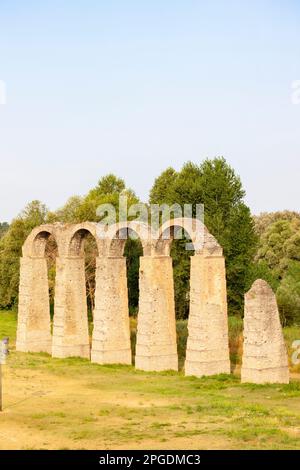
[[0, 311, 300, 450]]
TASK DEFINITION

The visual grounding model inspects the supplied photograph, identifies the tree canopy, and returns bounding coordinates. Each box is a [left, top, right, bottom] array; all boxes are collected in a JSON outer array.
[[253, 212, 300, 325], [150, 157, 257, 316]]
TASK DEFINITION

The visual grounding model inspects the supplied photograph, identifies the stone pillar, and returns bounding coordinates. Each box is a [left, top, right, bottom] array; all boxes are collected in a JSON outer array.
[[135, 256, 178, 372], [52, 257, 90, 359], [91, 256, 131, 364], [241, 279, 289, 384], [16, 256, 52, 353], [185, 253, 231, 377]]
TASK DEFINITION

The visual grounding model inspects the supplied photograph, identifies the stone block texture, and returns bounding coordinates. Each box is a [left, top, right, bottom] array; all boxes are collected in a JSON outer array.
[[241, 279, 289, 384], [52, 256, 90, 359], [16, 256, 52, 353], [91, 256, 131, 365], [135, 256, 178, 371], [185, 253, 231, 377]]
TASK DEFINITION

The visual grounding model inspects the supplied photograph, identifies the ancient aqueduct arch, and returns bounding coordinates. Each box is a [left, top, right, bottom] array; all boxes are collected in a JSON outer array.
[[16, 218, 231, 377]]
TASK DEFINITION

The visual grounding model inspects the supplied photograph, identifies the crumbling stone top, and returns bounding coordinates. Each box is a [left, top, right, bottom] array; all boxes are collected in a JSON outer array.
[[246, 279, 274, 297]]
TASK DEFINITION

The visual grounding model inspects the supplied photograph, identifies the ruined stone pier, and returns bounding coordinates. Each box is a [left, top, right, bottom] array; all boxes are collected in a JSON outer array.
[[241, 279, 289, 384]]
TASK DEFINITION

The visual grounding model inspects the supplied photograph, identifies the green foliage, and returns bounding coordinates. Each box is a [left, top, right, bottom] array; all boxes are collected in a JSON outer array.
[[124, 238, 143, 310], [225, 203, 257, 314], [256, 218, 300, 279], [245, 260, 279, 293], [149, 167, 178, 205], [0, 201, 49, 307], [254, 211, 300, 237], [254, 213, 300, 324], [176, 320, 188, 370], [170, 239, 192, 319], [0, 222, 9, 239], [50, 196, 83, 223], [20, 200, 49, 228], [150, 157, 257, 317], [76, 174, 138, 223], [277, 261, 300, 326]]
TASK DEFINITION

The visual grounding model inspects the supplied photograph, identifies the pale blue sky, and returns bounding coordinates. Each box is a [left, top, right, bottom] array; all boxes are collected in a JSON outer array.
[[0, 0, 300, 221]]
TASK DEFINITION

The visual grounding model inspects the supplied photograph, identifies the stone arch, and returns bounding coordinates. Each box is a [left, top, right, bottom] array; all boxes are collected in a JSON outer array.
[[65, 222, 101, 257], [91, 221, 151, 366], [151, 217, 230, 377], [154, 217, 222, 257], [22, 224, 61, 258], [52, 223, 101, 359], [134, 217, 202, 372], [106, 221, 153, 257]]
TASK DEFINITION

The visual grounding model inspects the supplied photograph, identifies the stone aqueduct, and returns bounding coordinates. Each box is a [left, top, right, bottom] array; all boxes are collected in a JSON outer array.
[[16, 218, 231, 376]]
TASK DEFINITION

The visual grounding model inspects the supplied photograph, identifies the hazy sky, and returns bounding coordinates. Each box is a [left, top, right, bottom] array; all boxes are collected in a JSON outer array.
[[0, 0, 300, 222]]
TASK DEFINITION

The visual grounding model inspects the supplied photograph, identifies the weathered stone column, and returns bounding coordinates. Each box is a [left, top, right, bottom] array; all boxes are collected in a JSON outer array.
[[241, 280, 289, 384], [185, 253, 231, 377], [52, 257, 90, 359], [16, 256, 52, 353], [135, 256, 178, 372], [91, 256, 132, 364]]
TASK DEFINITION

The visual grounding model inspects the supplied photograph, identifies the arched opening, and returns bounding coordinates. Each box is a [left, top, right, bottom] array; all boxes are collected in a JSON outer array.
[[32, 230, 57, 257], [157, 225, 195, 370], [124, 237, 143, 314], [68, 228, 99, 344], [33, 230, 59, 322], [44, 235, 58, 321]]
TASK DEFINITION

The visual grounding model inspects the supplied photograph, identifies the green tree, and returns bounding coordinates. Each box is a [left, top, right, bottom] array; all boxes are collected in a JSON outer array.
[[150, 157, 257, 317], [0, 222, 9, 239], [253, 213, 300, 324], [255, 217, 300, 280], [74, 174, 138, 223], [124, 238, 143, 312], [51, 196, 83, 223], [254, 211, 300, 237], [277, 261, 300, 326], [245, 260, 279, 294], [149, 168, 178, 205]]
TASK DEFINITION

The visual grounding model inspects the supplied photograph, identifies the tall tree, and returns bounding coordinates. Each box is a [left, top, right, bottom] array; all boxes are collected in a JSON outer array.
[[150, 157, 257, 317], [253, 213, 300, 325], [277, 261, 300, 325], [74, 174, 138, 223], [255, 217, 300, 279]]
